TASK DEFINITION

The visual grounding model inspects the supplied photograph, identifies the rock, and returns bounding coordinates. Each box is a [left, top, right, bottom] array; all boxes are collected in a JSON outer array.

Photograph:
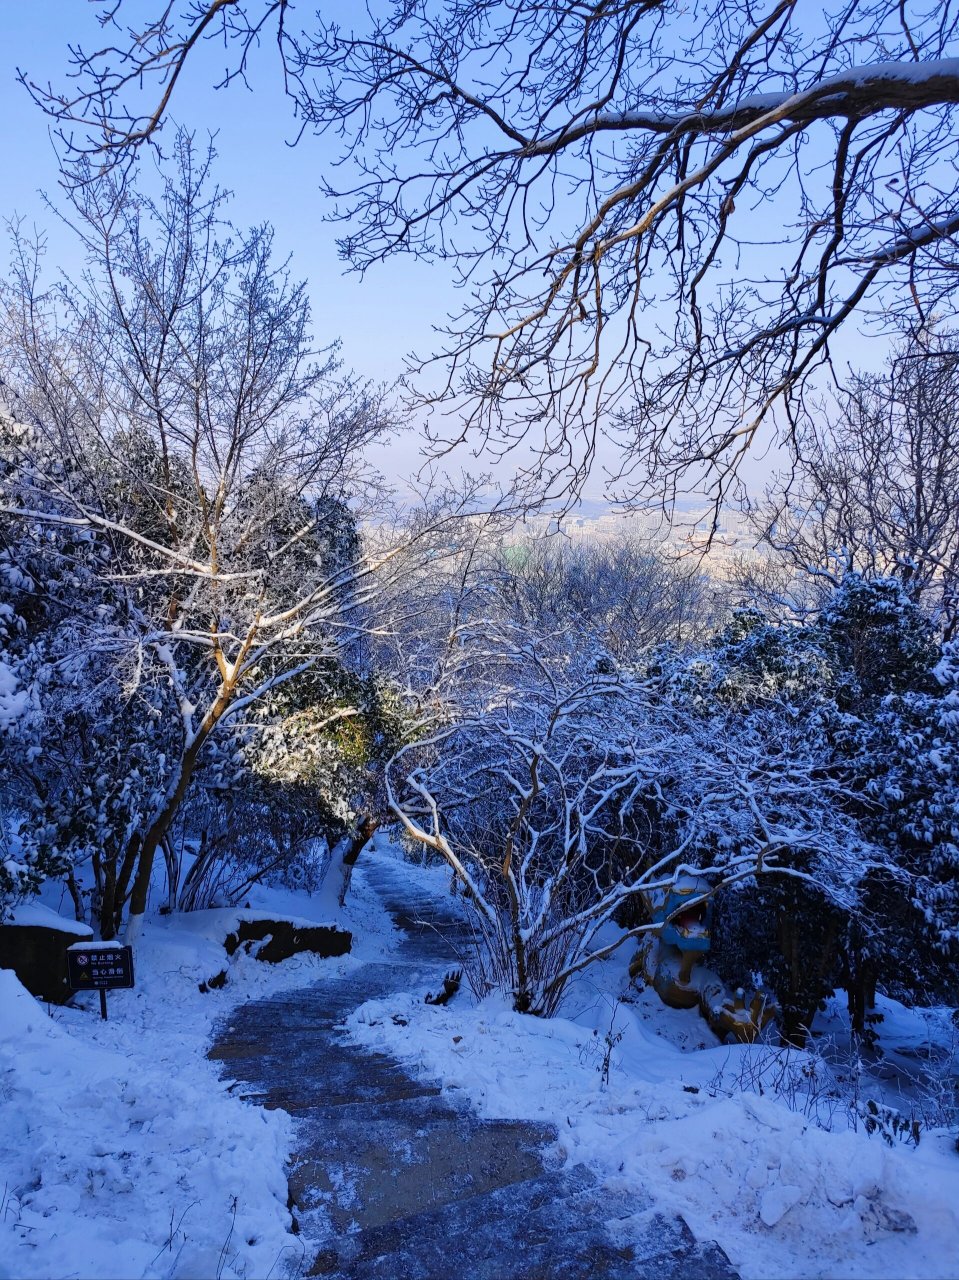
[[855, 1192, 918, 1235], [198, 969, 228, 993], [876, 1205, 918, 1234], [223, 917, 351, 963]]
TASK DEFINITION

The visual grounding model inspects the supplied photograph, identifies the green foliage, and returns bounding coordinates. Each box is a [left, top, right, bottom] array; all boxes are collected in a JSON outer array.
[[249, 662, 412, 843], [713, 880, 843, 1047], [816, 573, 939, 706]]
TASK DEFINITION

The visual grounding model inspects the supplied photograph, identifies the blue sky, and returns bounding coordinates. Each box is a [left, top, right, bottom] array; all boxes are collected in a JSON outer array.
[[0, 3, 451, 388], [1, 3, 474, 494]]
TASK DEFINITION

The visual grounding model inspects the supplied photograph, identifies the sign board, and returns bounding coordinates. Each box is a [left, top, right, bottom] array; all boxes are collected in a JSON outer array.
[[66, 943, 135, 991]]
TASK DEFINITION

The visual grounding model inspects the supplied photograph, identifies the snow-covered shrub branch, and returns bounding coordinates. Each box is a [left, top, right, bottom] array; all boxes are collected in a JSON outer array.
[[387, 643, 867, 1015], [685, 580, 959, 1041]]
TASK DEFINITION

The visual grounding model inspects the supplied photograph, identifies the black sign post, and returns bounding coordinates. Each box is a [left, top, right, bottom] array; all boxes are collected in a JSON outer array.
[[66, 942, 135, 1019]]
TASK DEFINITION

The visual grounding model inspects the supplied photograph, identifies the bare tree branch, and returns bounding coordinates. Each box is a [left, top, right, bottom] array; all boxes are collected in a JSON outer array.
[[23, 1, 959, 516]]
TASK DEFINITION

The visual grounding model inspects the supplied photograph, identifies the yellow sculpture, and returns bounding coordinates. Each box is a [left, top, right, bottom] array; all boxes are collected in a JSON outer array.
[[630, 875, 776, 1044]]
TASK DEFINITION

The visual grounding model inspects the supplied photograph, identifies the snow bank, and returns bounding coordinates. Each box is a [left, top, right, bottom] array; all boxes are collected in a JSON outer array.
[[0, 863, 396, 1280], [0, 957, 296, 1280], [9, 900, 94, 936], [156, 906, 342, 946]]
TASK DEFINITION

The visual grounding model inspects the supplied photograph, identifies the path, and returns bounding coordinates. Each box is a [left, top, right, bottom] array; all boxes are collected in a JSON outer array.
[[209, 855, 739, 1279]]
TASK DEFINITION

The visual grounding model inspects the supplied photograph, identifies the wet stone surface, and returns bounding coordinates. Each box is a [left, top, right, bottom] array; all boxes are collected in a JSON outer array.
[[209, 858, 740, 1279]]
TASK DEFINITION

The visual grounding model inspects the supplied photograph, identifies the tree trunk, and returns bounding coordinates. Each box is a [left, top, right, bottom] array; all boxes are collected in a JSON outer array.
[[126, 793, 191, 939], [110, 833, 141, 938], [125, 698, 228, 943], [780, 1007, 809, 1049], [65, 870, 86, 926], [161, 835, 179, 912], [843, 925, 876, 1039], [847, 962, 878, 1043], [316, 816, 379, 915], [178, 828, 209, 912], [777, 909, 840, 1049], [865, 971, 877, 1011], [98, 869, 116, 940], [338, 816, 378, 908]]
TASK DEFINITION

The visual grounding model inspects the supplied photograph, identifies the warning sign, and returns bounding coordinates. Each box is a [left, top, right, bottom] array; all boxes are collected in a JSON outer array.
[[66, 944, 135, 991]]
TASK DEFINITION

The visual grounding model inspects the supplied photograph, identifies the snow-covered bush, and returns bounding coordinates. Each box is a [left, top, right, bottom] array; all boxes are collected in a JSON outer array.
[[387, 637, 868, 1016], [487, 534, 719, 660], [705, 1040, 931, 1145], [701, 575, 959, 1037]]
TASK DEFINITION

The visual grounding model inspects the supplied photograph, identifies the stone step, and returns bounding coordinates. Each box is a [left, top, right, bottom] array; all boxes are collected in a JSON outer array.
[[319, 1230, 737, 1280], [314, 1223, 640, 1279], [221, 1044, 446, 1110], [212, 961, 465, 1039], [309, 1166, 736, 1280], [604, 1212, 740, 1278], [208, 854, 740, 1280], [291, 1102, 559, 1233], [307, 1164, 655, 1279]]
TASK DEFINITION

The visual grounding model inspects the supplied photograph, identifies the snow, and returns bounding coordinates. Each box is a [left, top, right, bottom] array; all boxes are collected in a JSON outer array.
[[68, 939, 127, 951], [0, 864, 396, 1280], [0, 659, 28, 731], [592, 57, 959, 137], [344, 858, 959, 1280], [9, 901, 93, 936], [348, 984, 959, 1278], [153, 905, 342, 945], [2, 844, 956, 1280], [0, 960, 298, 1280]]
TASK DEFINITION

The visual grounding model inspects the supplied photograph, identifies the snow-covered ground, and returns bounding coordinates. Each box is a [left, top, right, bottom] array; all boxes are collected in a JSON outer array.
[[0, 862, 398, 1280], [347, 854, 959, 1280], [2, 843, 957, 1280]]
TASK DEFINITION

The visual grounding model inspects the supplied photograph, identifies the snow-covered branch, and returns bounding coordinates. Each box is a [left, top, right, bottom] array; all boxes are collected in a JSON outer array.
[[387, 640, 865, 1014]]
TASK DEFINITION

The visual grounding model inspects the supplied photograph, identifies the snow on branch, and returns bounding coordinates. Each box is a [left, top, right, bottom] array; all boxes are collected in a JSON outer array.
[[388, 642, 867, 1015]]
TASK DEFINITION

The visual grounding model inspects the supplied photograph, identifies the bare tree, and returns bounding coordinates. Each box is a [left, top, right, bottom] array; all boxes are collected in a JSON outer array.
[[386, 644, 868, 1014], [0, 134, 494, 940], [22, 1, 959, 512], [742, 333, 959, 636], [489, 533, 718, 658]]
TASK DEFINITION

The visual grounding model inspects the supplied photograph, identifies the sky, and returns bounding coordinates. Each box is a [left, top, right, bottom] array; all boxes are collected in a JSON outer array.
[[1, 2, 533, 503], [0, 3, 896, 514], [0, 3, 449, 380], [0, 2, 481, 504]]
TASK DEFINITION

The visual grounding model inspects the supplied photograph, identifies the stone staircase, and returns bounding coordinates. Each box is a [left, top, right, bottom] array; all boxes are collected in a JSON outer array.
[[209, 855, 739, 1279], [309, 1161, 736, 1280]]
